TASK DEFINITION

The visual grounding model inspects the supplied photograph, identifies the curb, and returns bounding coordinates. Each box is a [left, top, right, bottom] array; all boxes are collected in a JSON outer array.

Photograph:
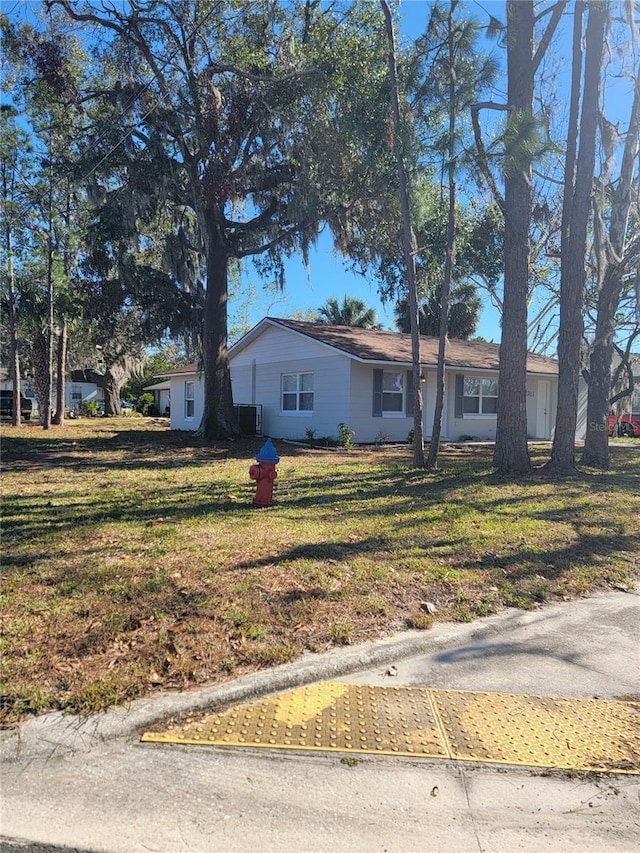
[[0, 607, 530, 763], [2, 591, 636, 764]]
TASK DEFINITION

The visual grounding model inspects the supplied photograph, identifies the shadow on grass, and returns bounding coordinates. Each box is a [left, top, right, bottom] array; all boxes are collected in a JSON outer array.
[[233, 538, 386, 571], [2, 427, 638, 594], [0, 428, 266, 472], [456, 530, 639, 578], [0, 462, 503, 544], [3, 468, 638, 554]]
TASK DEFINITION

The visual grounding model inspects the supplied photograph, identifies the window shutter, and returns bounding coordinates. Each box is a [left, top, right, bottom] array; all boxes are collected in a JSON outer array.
[[455, 374, 464, 418], [405, 371, 413, 416], [373, 369, 383, 417]]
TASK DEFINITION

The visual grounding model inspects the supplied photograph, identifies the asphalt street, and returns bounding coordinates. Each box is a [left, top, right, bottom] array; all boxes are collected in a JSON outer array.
[[1, 590, 639, 853]]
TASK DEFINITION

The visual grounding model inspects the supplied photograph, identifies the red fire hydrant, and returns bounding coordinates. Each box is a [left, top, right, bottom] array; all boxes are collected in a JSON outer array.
[[249, 438, 279, 508]]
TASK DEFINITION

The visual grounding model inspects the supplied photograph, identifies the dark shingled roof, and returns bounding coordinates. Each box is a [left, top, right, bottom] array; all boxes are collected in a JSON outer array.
[[270, 318, 558, 376]]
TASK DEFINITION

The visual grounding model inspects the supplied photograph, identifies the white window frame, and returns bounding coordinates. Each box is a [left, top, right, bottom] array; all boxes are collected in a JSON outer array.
[[185, 380, 195, 420], [281, 372, 314, 414], [463, 376, 498, 416], [382, 370, 405, 417]]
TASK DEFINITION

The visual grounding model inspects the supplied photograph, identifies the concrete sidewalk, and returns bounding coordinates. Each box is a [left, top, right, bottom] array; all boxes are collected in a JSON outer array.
[[1, 591, 639, 853]]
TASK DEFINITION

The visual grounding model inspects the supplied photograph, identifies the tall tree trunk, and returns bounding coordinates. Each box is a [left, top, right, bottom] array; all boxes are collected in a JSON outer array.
[[53, 188, 73, 427], [5, 225, 22, 427], [32, 330, 51, 427], [582, 44, 640, 468], [102, 366, 124, 415], [52, 319, 67, 426], [493, 0, 535, 474], [582, 263, 627, 466], [381, 0, 424, 467], [83, 363, 131, 416], [550, 1, 606, 470], [42, 161, 55, 431], [427, 0, 458, 470], [199, 227, 238, 441]]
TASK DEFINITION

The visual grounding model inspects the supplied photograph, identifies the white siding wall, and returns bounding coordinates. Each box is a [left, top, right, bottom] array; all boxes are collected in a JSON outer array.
[[64, 382, 101, 413], [421, 369, 437, 439], [269, 355, 348, 440], [446, 371, 559, 442], [169, 374, 204, 431], [231, 324, 326, 366], [232, 364, 253, 406], [526, 379, 538, 438], [171, 322, 567, 443], [574, 375, 588, 441], [157, 389, 171, 414], [348, 360, 414, 443], [230, 324, 352, 440], [544, 376, 556, 440]]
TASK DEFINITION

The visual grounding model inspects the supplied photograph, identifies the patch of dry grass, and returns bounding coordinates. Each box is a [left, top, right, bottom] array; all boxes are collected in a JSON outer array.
[[1, 418, 638, 722]]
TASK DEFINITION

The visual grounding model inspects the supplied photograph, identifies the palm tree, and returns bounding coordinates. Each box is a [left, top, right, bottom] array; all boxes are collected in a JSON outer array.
[[394, 281, 481, 340], [316, 296, 382, 329]]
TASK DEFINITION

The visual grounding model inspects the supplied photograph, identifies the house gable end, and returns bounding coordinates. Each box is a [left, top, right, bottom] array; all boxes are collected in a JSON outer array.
[[230, 321, 342, 366]]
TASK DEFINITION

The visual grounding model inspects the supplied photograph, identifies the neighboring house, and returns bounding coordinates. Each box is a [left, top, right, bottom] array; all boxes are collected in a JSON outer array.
[[1, 368, 102, 417], [67, 371, 105, 414], [143, 380, 171, 416], [163, 317, 563, 442], [161, 364, 203, 431], [1, 369, 38, 417], [0, 369, 37, 407]]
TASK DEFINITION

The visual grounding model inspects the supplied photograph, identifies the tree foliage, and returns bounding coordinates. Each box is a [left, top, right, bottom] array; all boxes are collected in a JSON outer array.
[[1, 10, 88, 427], [0, 105, 31, 426], [49, 0, 395, 439]]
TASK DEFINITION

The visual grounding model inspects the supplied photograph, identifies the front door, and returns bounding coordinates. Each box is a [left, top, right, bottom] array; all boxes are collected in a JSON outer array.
[[536, 380, 550, 439]]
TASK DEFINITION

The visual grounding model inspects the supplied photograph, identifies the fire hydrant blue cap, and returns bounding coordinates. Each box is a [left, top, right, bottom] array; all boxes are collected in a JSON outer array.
[[256, 437, 279, 463]]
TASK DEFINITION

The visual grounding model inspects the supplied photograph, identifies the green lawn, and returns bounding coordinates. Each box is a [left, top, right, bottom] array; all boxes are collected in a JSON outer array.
[[1, 418, 638, 722]]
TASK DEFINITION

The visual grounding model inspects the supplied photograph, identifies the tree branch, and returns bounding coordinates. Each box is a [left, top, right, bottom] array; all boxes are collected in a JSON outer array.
[[532, 1, 568, 74], [470, 101, 511, 216], [223, 197, 280, 233], [233, 223, 314, 259]]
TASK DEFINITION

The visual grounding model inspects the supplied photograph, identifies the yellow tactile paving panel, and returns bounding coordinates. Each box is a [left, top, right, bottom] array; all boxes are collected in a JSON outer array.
[[141, 683, 640, 774], [431, 689, 640, 773]]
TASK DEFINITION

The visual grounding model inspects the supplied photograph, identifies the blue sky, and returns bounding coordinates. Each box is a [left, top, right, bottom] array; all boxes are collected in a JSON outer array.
[[8, 0, 505, 336], [239, 228, 504, 342]]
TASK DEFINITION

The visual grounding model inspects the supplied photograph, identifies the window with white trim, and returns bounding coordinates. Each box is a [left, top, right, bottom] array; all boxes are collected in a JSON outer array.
[[185, 381, 195, 419], [462, 376, 498, 414], [281, 372, 314, 412], [382, 370, 404, 413]]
